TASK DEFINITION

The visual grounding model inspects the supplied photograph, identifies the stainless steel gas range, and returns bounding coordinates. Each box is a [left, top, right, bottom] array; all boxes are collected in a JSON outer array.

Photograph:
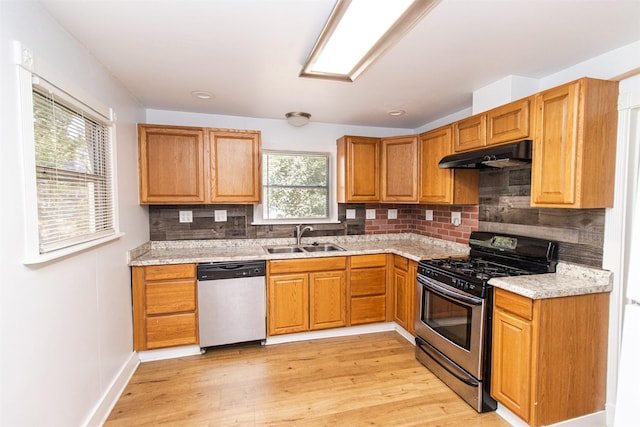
[[415, 231, 558, 412]]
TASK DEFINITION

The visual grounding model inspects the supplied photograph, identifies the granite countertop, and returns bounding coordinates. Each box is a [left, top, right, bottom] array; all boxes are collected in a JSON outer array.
[[489, 262, 612, 299], [127, 233, 470, 266], [129, 233, 612, 299]]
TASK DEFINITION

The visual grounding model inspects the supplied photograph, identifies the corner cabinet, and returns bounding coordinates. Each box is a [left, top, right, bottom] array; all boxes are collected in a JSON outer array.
[[138, 125, 206, 204], [138, 124, 261, 204], [419, 125, 479, 204], [267, 257, 347, 336], [491, 288, 609, 427], [381, 135, 419, 203], [531, 78, 618, 208], [132, 264, 198, 351], [336, 136, 380, 203]]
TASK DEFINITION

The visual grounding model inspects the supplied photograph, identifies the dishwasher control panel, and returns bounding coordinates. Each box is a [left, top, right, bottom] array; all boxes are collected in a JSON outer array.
[[197, 261, 266, 281]]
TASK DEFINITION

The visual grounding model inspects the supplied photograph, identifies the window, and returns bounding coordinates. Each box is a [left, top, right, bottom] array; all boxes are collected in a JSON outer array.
[[31, 87, 115, 254], [262, 151, 329, 220]]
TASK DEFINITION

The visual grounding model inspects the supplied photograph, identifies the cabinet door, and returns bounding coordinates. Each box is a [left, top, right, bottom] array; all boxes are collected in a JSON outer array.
[[453, 114, 486, 152], [381, 135, 418, 202], [138, 125, 206, 204], [531, 82, 579, 206], [145, 313, 199, 350], [267, 273, 309, 336], [337, 136, 380, 202], [487, 98, 531, 146], [419, 126, 454, 203], [392, 261, 410, 330], [491, 307, 532, 423], [209, 130, 261, 203], [309, 271, 346, 330]]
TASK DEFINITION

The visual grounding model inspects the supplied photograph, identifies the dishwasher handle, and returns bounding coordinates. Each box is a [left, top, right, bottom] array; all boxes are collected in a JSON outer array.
[[197, 261, 266, 281]]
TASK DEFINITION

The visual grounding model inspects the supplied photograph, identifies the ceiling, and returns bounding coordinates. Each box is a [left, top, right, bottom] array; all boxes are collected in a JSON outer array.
[[39, 0, 640, 129]]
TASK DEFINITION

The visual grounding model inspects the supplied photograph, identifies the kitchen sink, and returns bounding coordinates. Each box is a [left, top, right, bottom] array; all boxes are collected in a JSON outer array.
[[264, 243, 345, 254], [302, 244, 345, 252], [265, 246, 304, 254]]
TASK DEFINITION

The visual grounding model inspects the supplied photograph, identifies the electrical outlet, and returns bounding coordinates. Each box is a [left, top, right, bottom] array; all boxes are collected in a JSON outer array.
[[346, 209, 356, 219], [214, 210, 227, 222], [425, 210, 433, 221], [451, 211, 461, 226], [366, 209, 376, 220], [388, 209, 397, 219], [179, 210, 193, 223]]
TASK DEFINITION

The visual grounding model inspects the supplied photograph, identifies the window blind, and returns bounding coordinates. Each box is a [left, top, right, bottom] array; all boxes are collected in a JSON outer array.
[[32, 88, 115, 253]]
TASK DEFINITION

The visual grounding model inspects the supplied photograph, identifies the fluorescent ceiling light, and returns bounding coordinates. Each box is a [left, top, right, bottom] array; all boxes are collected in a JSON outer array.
[[300, 0, 441, 82]]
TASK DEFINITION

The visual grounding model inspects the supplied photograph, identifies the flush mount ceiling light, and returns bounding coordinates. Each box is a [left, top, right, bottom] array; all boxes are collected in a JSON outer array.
[[300, 0, 441, 82], [191, 90, 213, 99], [285, 112, 311, 126], [388, 110, 406, 116]]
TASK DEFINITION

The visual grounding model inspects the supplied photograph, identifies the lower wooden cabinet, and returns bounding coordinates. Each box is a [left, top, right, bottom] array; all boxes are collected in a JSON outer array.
[[391, 255, 417, 335], [132, 264, 198, 351], [267, 257, 347, 336], [349, 254, 387, 325], [491, 288, 609, 427]]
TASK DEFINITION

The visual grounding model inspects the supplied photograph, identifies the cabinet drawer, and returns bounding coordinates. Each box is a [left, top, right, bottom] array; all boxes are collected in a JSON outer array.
[[269, 257, 346, 274], [351, 295, 386, 325], [144, 264, 196, 281], [145, 313, 198, 349], [350, 254, 387, 268], [145, 280, 196, 315], [495, 289, 533, 320], [351, 267, 386, 296]]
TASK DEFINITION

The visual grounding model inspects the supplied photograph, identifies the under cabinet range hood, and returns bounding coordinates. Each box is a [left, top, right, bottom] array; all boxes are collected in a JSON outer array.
[[438, 140, 533, 169]]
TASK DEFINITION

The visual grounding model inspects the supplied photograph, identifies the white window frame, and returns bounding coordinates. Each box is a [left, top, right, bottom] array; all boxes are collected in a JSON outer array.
[[15, 41, 122, 264], [253, 150, 339, 225]]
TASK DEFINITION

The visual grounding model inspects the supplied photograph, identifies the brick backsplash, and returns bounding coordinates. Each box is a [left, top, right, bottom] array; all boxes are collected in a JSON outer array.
[[364, 203, 478, 244]]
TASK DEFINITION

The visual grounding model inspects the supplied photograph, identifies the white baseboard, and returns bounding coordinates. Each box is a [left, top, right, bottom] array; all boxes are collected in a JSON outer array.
[[84, 352, 139, 427], [497, 404, 607, 427], [137, 345, 202, 362], [264, 322, 415, 345]]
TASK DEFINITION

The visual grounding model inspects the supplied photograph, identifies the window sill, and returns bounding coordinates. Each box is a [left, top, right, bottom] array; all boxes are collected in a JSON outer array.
[[23, 232, 125, 265], [250, 219, 341, 226]]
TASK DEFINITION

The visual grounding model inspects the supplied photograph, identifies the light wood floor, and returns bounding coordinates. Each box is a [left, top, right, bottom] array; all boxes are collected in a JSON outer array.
[[106, 332, 511, 426]]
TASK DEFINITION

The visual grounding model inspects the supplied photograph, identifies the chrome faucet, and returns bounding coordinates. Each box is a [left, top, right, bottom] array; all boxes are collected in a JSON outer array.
[[296, 224, 314, 245]]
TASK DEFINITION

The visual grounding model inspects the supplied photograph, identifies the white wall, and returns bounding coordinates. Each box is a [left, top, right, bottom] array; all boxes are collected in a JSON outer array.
[[0, 2, 147, 426]]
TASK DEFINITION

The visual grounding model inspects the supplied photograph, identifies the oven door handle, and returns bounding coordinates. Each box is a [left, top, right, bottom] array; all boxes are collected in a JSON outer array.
[[417, 340, 479, 387], [419, 276, 483, 306]]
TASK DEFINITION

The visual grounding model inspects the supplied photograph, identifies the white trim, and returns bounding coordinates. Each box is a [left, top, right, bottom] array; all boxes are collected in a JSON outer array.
[[23, 232, 125, 265], [137, 345, 202, 362], [83, 352, 139, 427], [496, 405, 606, 427]]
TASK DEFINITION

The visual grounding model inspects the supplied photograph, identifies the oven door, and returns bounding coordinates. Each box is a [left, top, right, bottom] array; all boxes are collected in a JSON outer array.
[[415, 274, 486, 379]]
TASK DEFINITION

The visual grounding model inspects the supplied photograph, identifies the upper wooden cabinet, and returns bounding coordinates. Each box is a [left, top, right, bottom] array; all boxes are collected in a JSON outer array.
[[453, 114, 486, 152], [530, 78, 618, 208], [138, 124, 261, 204], [419, 126, 479, 205], [381, 135, 419, 203], [337, 136, 380, 203], [138, 125, 206, 204], [207, 129, 261, 203], [486, 97, 532, 146]]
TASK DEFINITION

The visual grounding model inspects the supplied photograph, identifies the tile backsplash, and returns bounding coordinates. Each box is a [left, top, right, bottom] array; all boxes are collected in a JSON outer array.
[[148, 164, 603, 267]]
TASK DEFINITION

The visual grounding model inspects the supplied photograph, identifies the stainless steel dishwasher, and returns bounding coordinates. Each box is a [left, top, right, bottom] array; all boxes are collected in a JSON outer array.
[[197, 260, 266, 348]]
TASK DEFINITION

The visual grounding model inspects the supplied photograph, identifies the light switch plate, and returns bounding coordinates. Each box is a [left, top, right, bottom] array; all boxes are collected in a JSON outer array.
[[425, 210, 433, 221], [366, 209, 376, 220], [451, 211, 461, 226], [388, 209, 397, 219], [346, 209, 356, 219], [214, 210, 227, 222], [179, 210, 193, 223]]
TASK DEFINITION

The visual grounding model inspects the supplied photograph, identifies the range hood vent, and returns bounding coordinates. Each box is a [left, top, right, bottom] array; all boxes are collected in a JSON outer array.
[[438, 140, 533, 169]]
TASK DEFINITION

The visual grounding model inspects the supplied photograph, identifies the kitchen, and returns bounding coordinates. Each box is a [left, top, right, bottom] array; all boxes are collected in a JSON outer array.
[[1, 1, 639, 427]]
